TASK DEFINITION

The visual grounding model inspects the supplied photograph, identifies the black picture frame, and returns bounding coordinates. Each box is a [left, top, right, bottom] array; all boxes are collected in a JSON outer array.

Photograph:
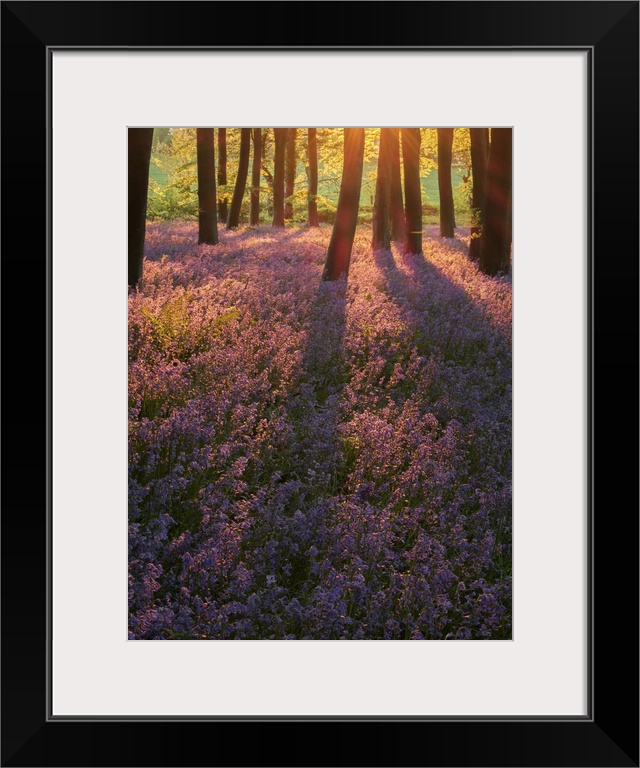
[[2, 2, 637, 766]]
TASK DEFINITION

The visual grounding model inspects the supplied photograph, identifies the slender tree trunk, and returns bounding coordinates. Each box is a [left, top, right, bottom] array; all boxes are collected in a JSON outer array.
[[401, 127, 422, 255], [226, 128, 251, 229], [261, 130, 272, 216], [307, 127, 319, 227], [272, 128, 287, 227], [250, 128, 262, 225], [389, 128, 405, 242], [479, 128, 512, 275], [128, 127, 154, 288], [217, 128, 228, 222], [196, 128, 218, 245], [323, 128, 365, 281], [438, 127, 456, 238], [468, 127, 489, 261], [372, 127, 392, 251], [284, 127, 296, 219]]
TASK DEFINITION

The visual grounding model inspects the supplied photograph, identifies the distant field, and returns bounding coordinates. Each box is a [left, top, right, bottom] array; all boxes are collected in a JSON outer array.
[[423, 167, 466, 204]]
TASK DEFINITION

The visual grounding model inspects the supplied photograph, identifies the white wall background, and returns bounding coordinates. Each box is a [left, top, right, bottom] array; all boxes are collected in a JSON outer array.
[[52, 51, 588, 717]]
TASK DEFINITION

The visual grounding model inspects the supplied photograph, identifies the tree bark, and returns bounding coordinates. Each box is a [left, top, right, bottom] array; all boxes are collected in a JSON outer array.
[[307, 127, 319, 227], [250, 128, 262, 225], [389, 128, 405, 242], [372, 127, 392, 251], [196, 128, 218, 245], [217, 128, 228, 222], [285, 127, 297, 219], [468, 127, 489, 261], [226, 128, 251, 229], [323, 128, 365, 281], [479, 128, 512, 275], [401, 127, 423, 255], [128, 127, 154, 288], [437, 127, 456, 238], [272, 128, 287, 228]]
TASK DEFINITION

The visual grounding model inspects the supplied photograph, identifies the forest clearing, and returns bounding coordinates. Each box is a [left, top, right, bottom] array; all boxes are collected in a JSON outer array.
[[129, 128, 512, 640]]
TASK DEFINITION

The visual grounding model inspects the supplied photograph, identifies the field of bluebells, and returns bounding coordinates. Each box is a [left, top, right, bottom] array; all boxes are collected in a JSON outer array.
[[129, 223, 512, 640]]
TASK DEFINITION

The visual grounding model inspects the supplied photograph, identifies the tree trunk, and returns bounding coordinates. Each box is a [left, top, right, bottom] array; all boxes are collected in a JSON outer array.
[[250, 128, 262, 225], [468, 127, 489, 261], [437, 127, 456, 238], [479, 128, 512, 275], [128, 127, 154, 288], [372, 127, 392, 251], [389, 128, 405, 241], [285, 127, 297, 219], [323, 128, 365, 281], [226, 128, 251, 229], [401, 127, 422, 255], [307, 127, 319, 227], [272, 128, 287, 228], [217, 128, 228, 222], [196, 128, 218, 245]]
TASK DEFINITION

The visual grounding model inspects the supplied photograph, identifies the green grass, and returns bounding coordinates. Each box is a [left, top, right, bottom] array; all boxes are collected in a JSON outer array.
[[422, 167, 467, 205]]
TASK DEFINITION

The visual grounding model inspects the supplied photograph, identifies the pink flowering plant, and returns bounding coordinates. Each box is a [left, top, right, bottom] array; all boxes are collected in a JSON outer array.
[[129, 223, 511, 639]]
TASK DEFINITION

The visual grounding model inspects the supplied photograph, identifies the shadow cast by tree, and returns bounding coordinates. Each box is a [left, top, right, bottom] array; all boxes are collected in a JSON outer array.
[[130, 223, 512, 640], [286, 276, 348, 486]]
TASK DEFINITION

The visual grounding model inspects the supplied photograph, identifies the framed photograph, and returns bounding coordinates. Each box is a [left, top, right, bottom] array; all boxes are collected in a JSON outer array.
[[2, 1, 637, 765]]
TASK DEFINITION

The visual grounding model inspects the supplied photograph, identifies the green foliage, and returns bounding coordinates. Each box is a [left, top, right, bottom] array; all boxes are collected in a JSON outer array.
[[419, 127, 471, 178], [140, 294, 192, 353], [146, 129, 198, 221], [215, 306, 241, 329], [453, 174, 473, 222], [145, 127, 475, 226], [139, 292, 241, 361], [315, 194, 337, 224], [452, 127, 471, 168], [147, 128, 247, 222], [152, 127, 171, 150], [147, 179, 198, 221]]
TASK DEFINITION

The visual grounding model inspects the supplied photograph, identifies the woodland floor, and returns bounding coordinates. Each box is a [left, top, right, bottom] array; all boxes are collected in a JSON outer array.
[[128, 223, 512, 640]]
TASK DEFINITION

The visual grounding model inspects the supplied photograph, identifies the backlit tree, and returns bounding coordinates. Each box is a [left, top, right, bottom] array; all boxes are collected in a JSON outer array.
[[323, 128, 365, 280]]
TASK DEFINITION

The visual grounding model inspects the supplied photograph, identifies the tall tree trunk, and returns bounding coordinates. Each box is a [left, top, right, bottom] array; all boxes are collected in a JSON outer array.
[[217, 128, 228, 222], [250, 128, 262, 225], [196, 128, 218, 245], [479, 128, 512, 275], [272, 128, 287, 228], [372, 127, 392, 251], [438, 127, 456, 238], [128, 127, 154, 288], [389, 128, 405, 242], [226, 128, 251, 229], [307, 127, 319, 227], [323, 128, 365, 281], [401, 127, 422, 255], [285, 127, 297, 219], [468, 127, 489, 261]]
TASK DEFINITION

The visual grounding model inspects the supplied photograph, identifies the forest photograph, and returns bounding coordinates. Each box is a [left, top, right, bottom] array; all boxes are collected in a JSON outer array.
[[128, 126, 512, 641]]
